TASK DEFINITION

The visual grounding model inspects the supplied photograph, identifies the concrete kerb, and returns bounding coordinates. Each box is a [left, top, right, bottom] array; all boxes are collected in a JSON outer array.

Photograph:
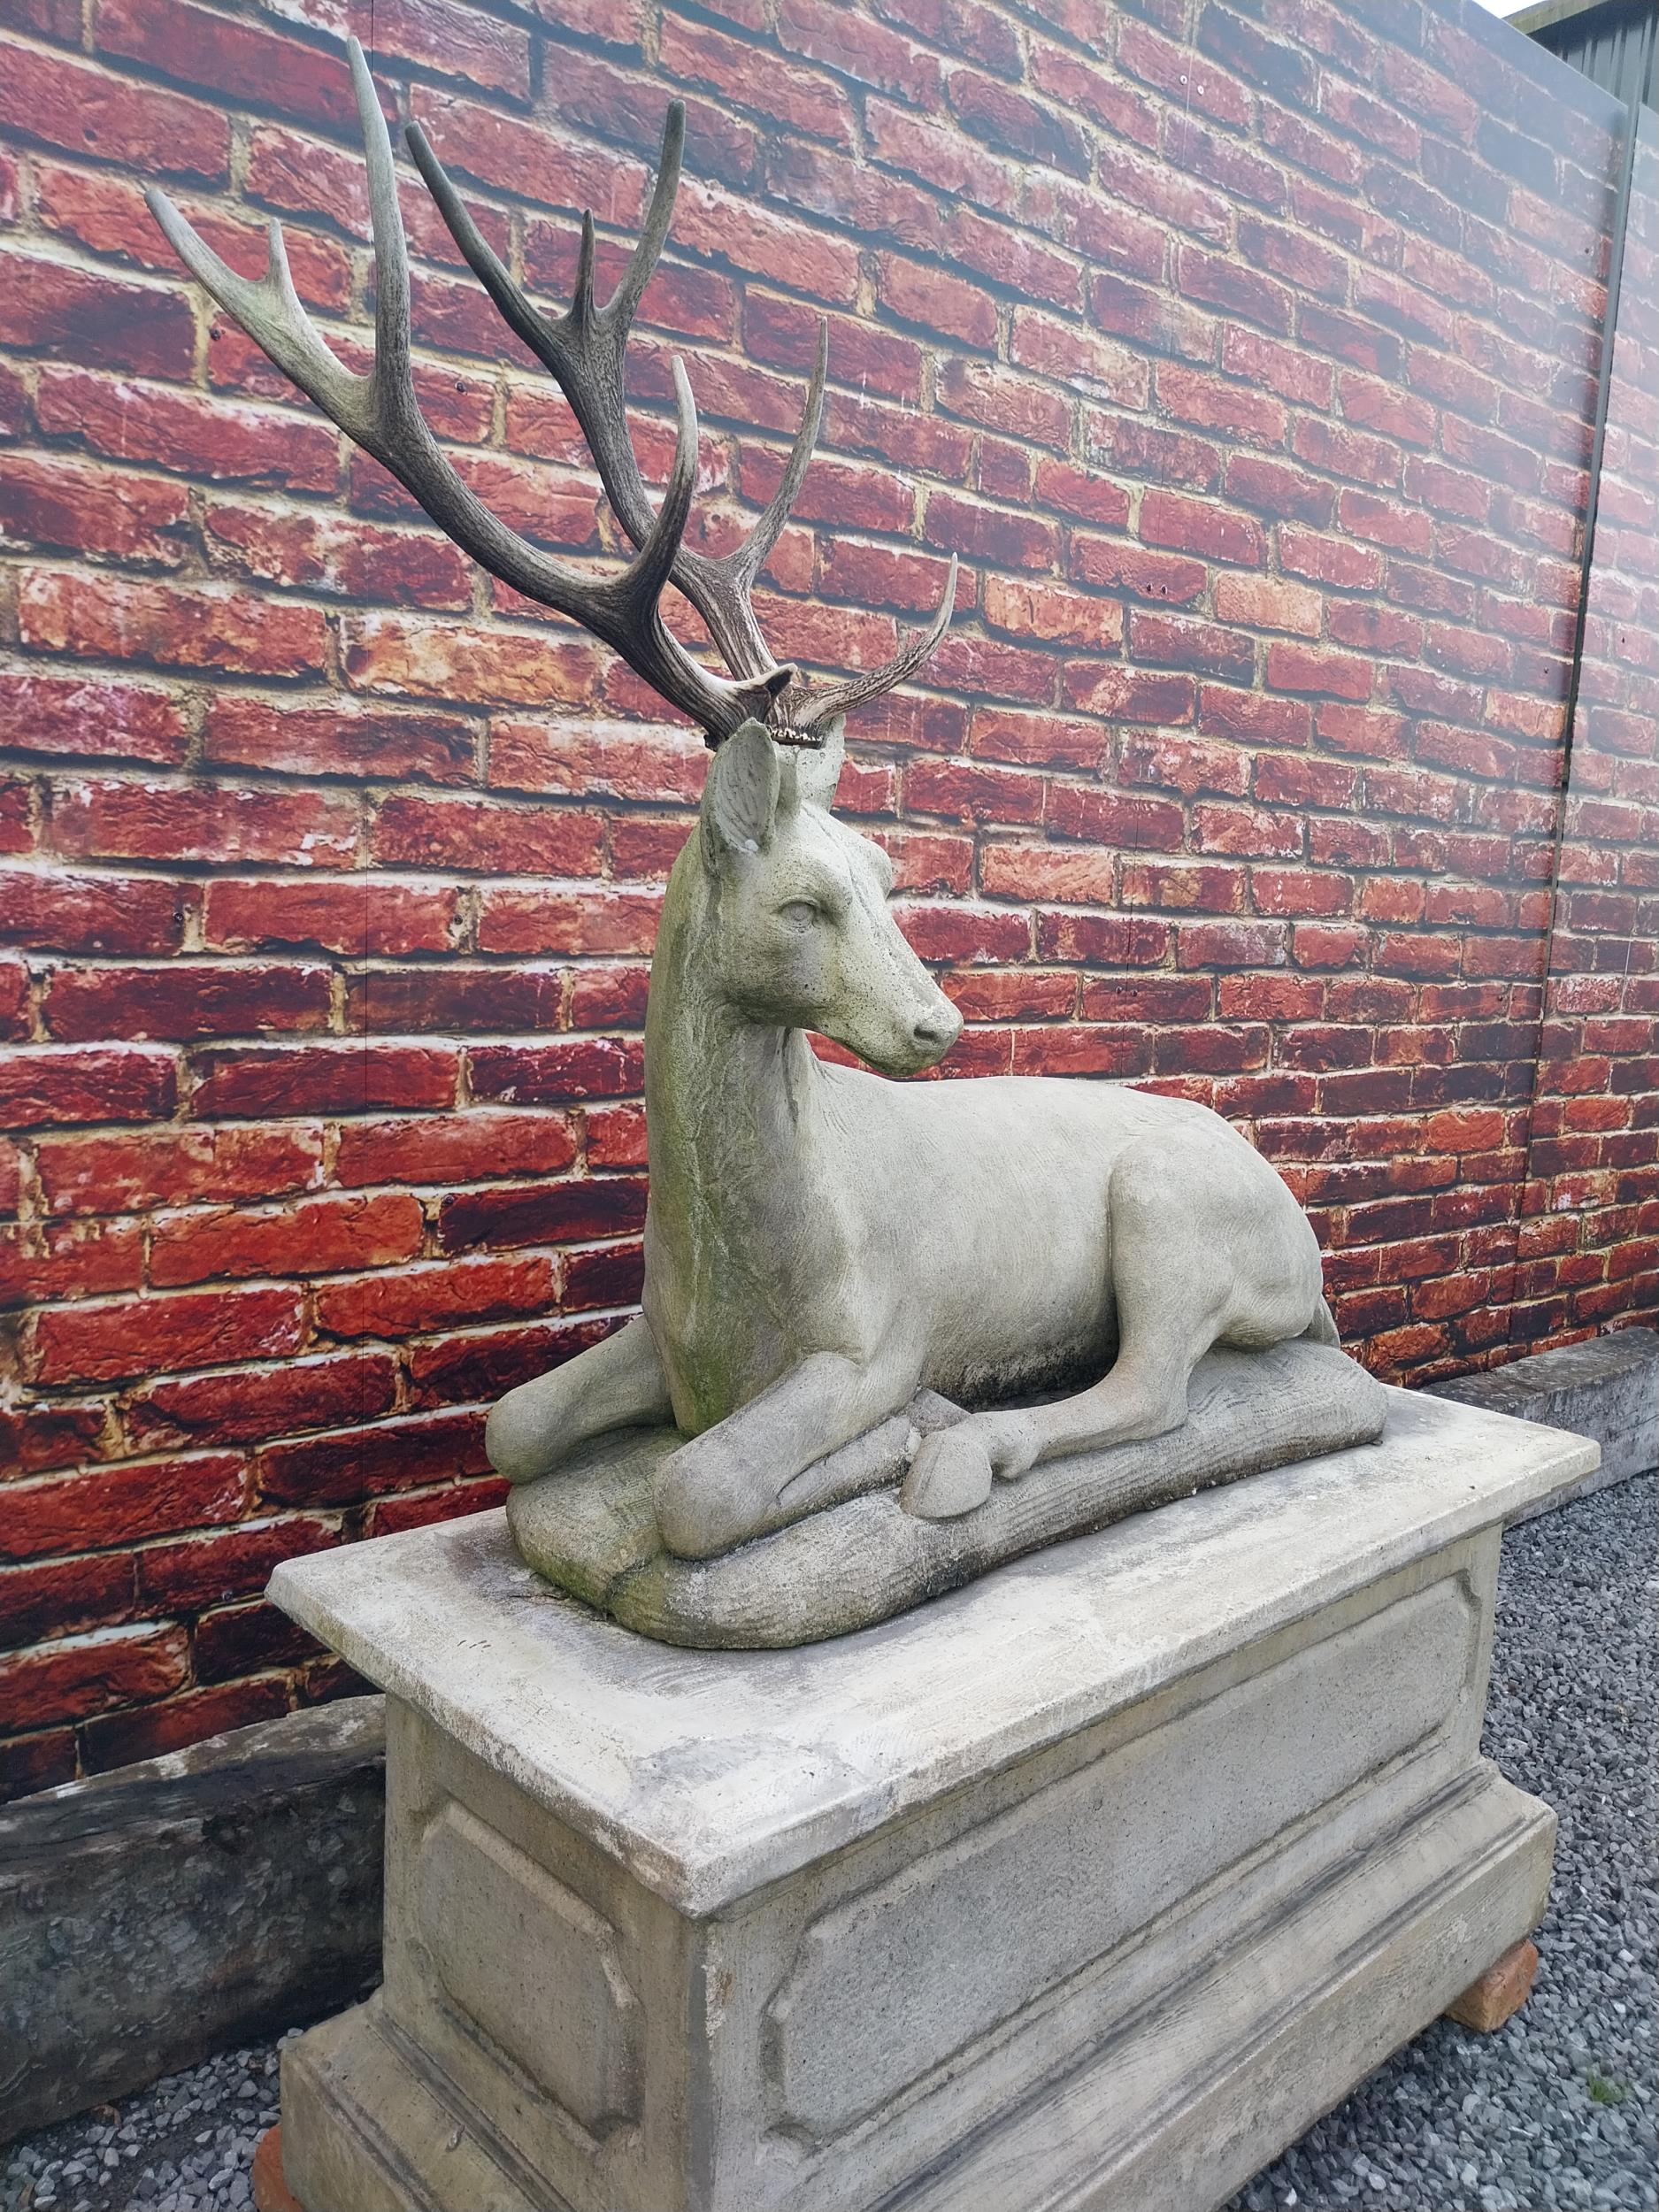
[[0, 1699, 384, 2144], [1427, 1326, 1657, 1522]]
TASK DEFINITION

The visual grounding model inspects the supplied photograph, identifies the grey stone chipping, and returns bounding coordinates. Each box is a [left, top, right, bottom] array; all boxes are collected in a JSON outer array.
[[1, 2035, 285, 2212], [2, 1474, 1653, 2212]]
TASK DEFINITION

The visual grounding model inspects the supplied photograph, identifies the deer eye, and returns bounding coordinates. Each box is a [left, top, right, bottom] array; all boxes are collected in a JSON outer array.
[[777, 899, 826, 927]]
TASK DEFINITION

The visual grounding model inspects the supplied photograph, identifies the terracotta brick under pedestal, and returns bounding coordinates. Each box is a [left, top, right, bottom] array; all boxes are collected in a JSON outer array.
[[251, 2126, 303, 2212], [1444, 1937, 1540, 2033]]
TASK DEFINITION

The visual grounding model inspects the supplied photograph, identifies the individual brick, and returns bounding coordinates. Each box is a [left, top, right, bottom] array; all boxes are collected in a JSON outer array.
[[435, 1174, 649, 1253], [135, 1511, 341, 1612], [467, 1039, 645, 1104], [0, 870, 191, 956], [312, 1254, 557, 1340], [149, 1191, 425, 1287], [96, 0, 360, 126], [0, 34, 230, 180], [204, 878, 461, 958], [20, 571, 328, 679], [0, 1453, 245, 1563], [345, 964, 567, 1035], [127, 1352, 400, 1451], [343, 614, 606, 711], [189, 1044, 460, 1119], [255, 1409, 490, 1506], [203, 697, 477, 787], [0, 1553, 137, 1653], [34, 1123, 323, 1217], [0, 1046, 178, 1131], [334, 1112, 580, 1194], [0, 672, 188, 769], [0, 1624, 190, 1732], [35, 368, 339, 492], [26, 1285, 306, 1386], [0, 453, 192, 568], [50, 778, 360, 870], [43, 962, 332, 1043], [0, 252, 194, 380]]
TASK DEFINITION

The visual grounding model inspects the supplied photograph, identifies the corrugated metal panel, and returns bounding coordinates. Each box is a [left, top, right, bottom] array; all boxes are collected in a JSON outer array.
[[1518, 0, 1658, 110]]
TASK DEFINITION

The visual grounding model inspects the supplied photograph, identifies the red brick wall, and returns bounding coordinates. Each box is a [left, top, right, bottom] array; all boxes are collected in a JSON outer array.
[[1, 0, 1654, 1794]]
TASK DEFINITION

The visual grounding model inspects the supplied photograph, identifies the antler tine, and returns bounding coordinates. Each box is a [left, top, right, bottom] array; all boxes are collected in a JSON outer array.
[[356, 32, 419, 431], [146, 194, 368, 447], [795, 557, 959, 734], [572, 212, 600, 324], [605, 101, 686, 333], [726, 321, 828, 588], [410, 105, 814, 694], [149, 37, 780, 740], [610, 357, 699, 622]]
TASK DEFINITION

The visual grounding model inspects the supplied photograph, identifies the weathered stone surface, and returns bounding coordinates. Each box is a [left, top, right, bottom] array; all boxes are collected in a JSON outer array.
[[1429, 1327, 1656, 1517], [506, 1341, 1386, 1646], [0, 1700, 383, 2143], [267, 1394, 1594, 2212]]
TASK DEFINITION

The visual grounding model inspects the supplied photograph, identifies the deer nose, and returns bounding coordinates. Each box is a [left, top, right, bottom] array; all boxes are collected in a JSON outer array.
[[912, 1004, 963, 1053]]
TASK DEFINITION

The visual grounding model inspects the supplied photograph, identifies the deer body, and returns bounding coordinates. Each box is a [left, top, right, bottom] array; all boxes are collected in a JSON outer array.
[[485, 724, 1333, 1555]]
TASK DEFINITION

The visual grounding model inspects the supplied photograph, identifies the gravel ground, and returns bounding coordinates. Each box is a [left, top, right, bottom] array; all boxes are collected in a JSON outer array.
[[3, 1475, 1653, 2212], [0, 2039, 285, 2212]]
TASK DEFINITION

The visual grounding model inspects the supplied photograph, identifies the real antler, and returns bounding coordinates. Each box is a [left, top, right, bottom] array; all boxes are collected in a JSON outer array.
[[147, 38, 955, 746]]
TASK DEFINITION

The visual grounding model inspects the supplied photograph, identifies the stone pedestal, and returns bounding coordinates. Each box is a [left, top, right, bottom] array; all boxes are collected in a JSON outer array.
[[266, 1390, 1595, 2212]]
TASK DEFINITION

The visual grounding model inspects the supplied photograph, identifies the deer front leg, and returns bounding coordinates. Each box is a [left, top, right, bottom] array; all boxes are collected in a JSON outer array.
[[486, 1315, 674, 1484], [653, 1352, 900, 1559]]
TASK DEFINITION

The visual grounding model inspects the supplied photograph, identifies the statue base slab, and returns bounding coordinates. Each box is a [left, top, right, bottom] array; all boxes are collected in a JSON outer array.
[[508, 1340, 1387, 1647], [266, 1391, 1594, 2212]]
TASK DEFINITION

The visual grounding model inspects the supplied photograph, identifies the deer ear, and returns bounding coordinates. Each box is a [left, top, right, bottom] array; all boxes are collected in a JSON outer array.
[[703, 719, 781, 866], [788, 715, 845, 812]]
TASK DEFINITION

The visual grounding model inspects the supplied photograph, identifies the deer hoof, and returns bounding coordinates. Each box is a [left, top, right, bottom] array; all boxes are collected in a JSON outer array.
[[902, 1425, 994, 1520]]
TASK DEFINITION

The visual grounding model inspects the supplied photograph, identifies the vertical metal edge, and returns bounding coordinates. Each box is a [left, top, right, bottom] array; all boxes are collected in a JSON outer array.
[[1510, 93, 1643, 1356], [1559, 96, 1643, 796]]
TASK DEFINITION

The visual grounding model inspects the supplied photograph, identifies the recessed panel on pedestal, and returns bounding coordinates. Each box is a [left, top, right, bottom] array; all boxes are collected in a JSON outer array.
[[764, 1572, 1476, 2139], [418, 1800, 641, 2139]]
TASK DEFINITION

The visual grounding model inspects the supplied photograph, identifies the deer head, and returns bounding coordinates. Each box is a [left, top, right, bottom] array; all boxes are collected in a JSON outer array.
[[146, 38, 956, 748], [695, 719, 962, 1077]]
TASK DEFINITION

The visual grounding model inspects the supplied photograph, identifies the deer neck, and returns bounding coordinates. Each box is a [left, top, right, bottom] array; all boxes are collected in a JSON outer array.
[[642, 847, 841, 1421], [645, 849, 826, 1237]]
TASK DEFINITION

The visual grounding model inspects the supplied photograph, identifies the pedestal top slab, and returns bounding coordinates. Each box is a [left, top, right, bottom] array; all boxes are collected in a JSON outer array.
[[269, 1389, 1593, 1914]]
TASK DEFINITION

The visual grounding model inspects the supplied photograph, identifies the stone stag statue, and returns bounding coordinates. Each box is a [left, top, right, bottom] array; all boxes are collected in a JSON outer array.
[[150, 42, 1383, 1641]]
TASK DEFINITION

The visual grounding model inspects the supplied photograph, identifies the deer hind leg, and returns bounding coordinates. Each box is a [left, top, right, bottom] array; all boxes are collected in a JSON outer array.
[[485, 1314, 673, 1485], [906, 1146, 1222, 1517], [907, 1131, 1289, 1519], [1018, 1126, 1324, 1465]]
